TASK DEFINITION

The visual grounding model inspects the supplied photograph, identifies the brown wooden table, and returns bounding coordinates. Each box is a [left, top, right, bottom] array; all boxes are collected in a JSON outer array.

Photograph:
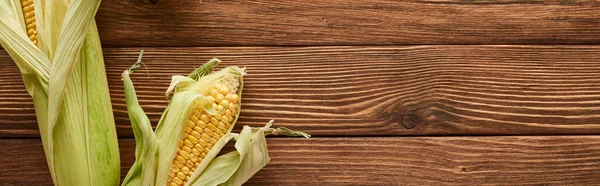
[[2, 0, 600, 185]]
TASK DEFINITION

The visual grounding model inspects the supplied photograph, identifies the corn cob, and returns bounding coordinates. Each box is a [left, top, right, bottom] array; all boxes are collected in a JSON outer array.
[[21, 0, 37, 45], [167, 81, 241, 186], [0, 0, 120, 185], [122, 54, 309, 186]]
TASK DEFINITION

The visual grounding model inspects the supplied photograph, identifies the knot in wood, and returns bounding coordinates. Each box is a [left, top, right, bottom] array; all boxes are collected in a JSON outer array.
[[401, 114, 418, 129]]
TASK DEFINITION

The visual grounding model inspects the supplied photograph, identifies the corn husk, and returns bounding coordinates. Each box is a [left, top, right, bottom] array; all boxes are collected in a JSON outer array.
[[121, 52, 309, 186], [0, 0, 120, 185]]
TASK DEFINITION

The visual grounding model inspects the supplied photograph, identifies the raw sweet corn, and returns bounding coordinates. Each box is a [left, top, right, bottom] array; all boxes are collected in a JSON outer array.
[[0, 0, 120, 185], [167, 81, 241, 185], [121, 53, 309, 186]]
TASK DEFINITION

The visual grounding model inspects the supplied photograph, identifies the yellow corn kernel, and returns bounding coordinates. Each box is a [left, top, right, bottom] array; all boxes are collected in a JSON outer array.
[[214, 84, 223, 90], [228, 103, 236, 111], [217, 122, 226, 130], [203, 128, 214, 136], [176, 156, 186, 164], [201, 133, 211, 142], [190, 154, 199, 162], [183, 139, 193, 148], [208, 89, 219, 98], [218, 86, 229, 95], [206, 95, 216, 103], [215, 94, 224, 103], [187, 135, 199, 143], [191, 148, 201, 156], [170, 165, 179, 173], [209, 117, 219, 125], [219, 100, 229, 107], [173, 177, 183, 185], [215, 105, 224, 112], [179, 150, 190, 159], [197, 120, 208, 128], [181, 166, 190, 174], [194, 143, 203, 151], [186, 120, 196, 128], [229, 94, 239, 103], [198, 138, 208, 147], [224, 94, 233, 103], [174, 161, 184, 168], [168, 172, 176, 179], [207, 123, 217, 131], [199, 114, 210, 123], [216, 128, 225, 136], [190, 131, 201, 139], [193, 126, 202, 132], [185, 160, 194, 169], [181, 146, 191, 153], [177, 172, 186, 180]]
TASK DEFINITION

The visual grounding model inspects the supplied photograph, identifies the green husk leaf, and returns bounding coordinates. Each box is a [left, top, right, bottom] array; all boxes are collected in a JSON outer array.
[[165, 75, 195, 98], [187, 125, 255, 186], [266, 127, 311, 138], [40, 0, 68, 59], [166, 58, 220, 98], [32, 0, 47, 56], [122, 51, 159, 186], [187, 121, 310, 186], [127, 49, 145, 73], [187, 132, 239, 185], [188, 58, 220, 80], [221, 124, 272, 186], [44, 1, 122, 185], [76, 20, 120, 185], [46, 1, 102, 160]]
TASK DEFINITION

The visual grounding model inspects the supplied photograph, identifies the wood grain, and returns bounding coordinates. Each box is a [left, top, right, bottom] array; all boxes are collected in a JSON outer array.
[[1, 46, 600, 137], [2, 136, 599, 185], [95, 0, 600, 46]]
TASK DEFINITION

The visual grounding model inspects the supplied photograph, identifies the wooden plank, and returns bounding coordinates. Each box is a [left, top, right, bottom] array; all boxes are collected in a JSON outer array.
[[95, 0, 600, 46], [2, 136, 600, 185], [1, 46, 600, 137]]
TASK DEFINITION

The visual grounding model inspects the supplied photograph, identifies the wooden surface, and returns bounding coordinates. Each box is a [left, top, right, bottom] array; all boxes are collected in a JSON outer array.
[[2, 46, 600, 137], [95, 0, 600, 46], [2, 137, 600, 185], [1, 0, 599, 185]]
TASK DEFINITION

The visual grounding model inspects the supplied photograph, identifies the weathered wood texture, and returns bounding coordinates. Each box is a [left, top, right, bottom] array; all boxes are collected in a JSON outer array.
[[95, 0, 600, 46], [2, 137, 600, 185], [1, 46, 600, 137]]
